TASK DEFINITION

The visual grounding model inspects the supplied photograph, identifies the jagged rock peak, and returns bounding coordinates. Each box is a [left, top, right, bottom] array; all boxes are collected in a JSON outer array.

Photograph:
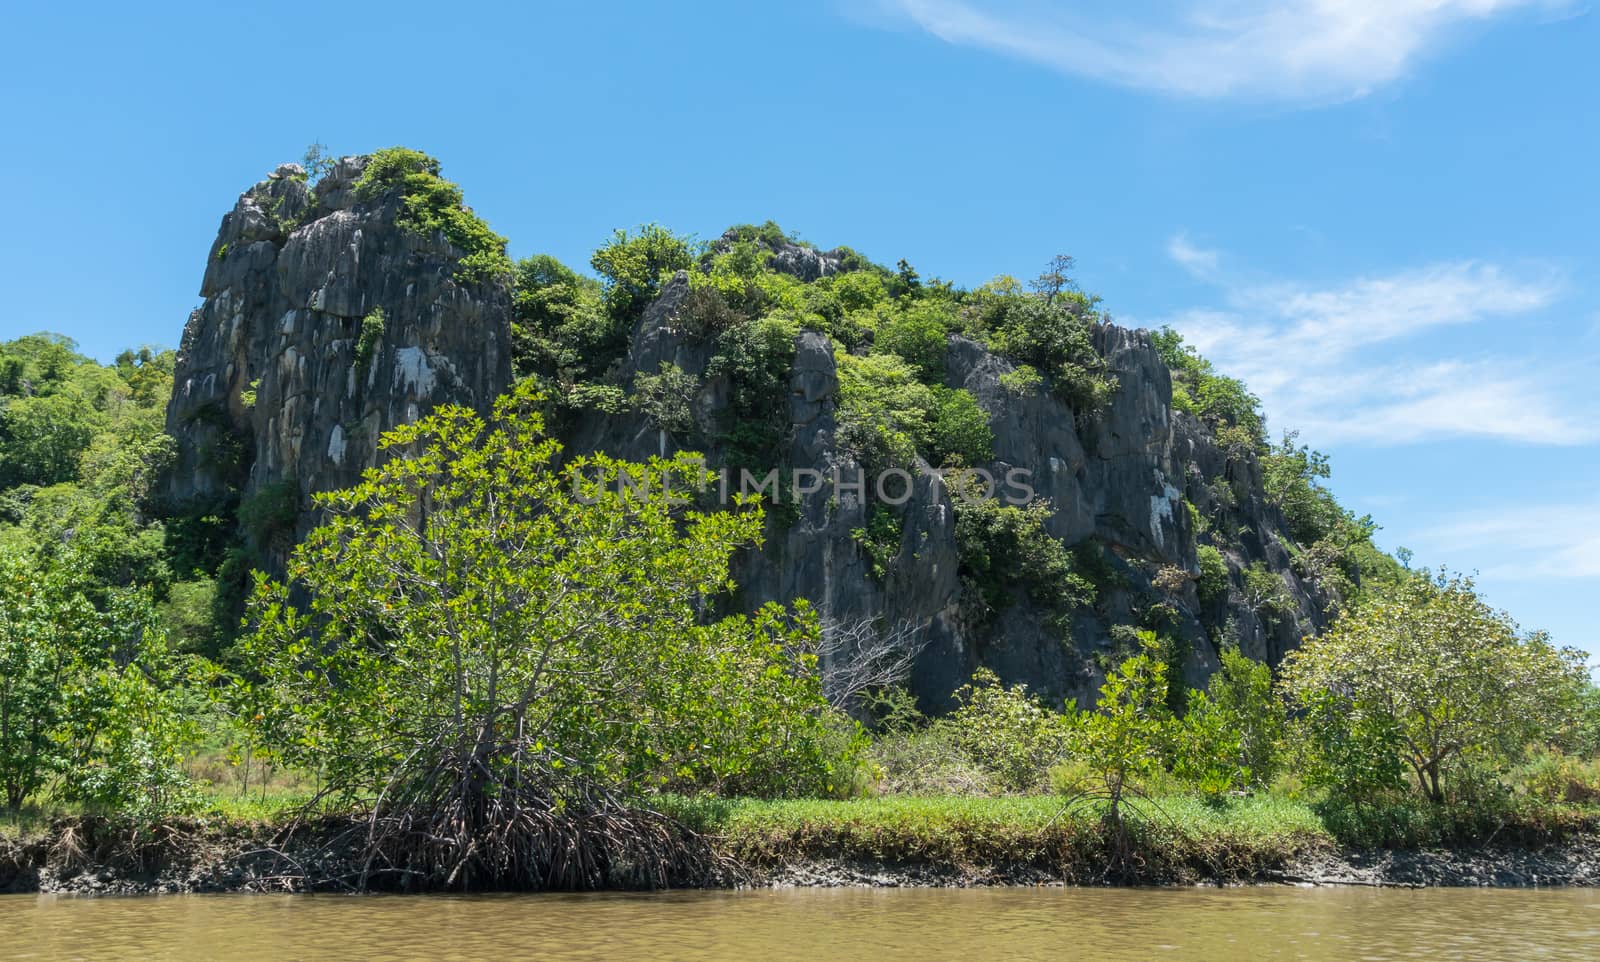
[[163, 153, 513, 568], [711, 226, 850, 283]]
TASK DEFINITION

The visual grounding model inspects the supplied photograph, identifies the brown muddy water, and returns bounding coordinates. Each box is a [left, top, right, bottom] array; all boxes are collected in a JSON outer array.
[[2, 887, 1597, 961]]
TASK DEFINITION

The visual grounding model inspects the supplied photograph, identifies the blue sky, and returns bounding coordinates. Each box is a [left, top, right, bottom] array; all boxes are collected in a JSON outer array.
[[2, 1, 1595, 660]]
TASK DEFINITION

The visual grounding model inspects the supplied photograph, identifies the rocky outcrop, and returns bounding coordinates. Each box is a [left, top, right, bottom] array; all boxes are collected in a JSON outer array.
[[565, 284, 1331, 709], [162, 158, 511, 563], [164, 160, 1328, 708]]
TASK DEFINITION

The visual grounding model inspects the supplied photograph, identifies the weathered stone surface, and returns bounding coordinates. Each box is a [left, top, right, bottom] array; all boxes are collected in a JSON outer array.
[[162, 158, 512, 566], [564, 313, 1332, 708], [164, 166, 1328, 707]]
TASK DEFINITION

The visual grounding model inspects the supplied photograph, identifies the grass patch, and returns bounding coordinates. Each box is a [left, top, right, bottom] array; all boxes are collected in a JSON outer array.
[[656, 794, 1333, 883]]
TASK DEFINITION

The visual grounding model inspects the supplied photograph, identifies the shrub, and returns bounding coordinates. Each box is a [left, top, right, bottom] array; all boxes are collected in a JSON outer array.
[[946, 668, 1072, 794], [851, 506, 903, 580], [354, 308, 384, 385], [1195, 544, 1230, 605], [835, 352, 936, 473], [999, 364, 1044, 396], [1518, 751, 1600, 805], [927, 388, 994, 467], [971, 265, 1118, 416], [1172, 649, 1284, 794], [707, 316, 796, 472], [1151, 326, 1262, 439], [875, 300, 954, 381], [591, 223, 696, 322], [1242, 561, 1293, 621], [953, 491, 1093, 626], [354, 147, 510, 283], [237, 480, 299, 552], [633, 362, 700, 438]]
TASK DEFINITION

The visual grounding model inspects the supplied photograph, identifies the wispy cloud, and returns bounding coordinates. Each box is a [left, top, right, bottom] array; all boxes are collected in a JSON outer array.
[[1152, 245, 1595, 446], [1420, 503, 1600, 581], [867, 0, 1567, 101], [1167, 234, 1220, 279]]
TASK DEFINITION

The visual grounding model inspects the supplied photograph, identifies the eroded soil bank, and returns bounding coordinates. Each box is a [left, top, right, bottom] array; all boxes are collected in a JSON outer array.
[[4, 817, 1598, 895]]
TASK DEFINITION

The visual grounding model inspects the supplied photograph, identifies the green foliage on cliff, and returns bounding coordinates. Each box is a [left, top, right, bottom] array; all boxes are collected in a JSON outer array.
[[353, 307, 384, 386], [1151, 326, 1263, 439], [963, 272, 1118, 414], [953, 489, 1094, 628], [355, 147, 511, 283], [591, 223, 696, 321]]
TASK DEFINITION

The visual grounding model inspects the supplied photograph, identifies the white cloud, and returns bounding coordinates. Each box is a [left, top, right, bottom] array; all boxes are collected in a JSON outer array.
[[869, 0, 1566, 101], [1167, 234, 1220, 279], [1419, 503, 1600, 581], [1151, 250, 1596, 446]]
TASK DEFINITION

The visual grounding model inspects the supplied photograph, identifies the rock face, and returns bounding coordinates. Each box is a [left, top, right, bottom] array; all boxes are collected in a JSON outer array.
[[162, 158, 512, 564], [565, 278, 1331, 709], [164, 161, 1328, 708]]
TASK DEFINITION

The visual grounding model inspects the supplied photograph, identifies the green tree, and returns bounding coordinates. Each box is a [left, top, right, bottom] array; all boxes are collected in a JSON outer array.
[[0, 553, 197, 815], [237, 383, 845, 883], [1069, 633, 1172, 828], [0, 391, 99, 488], [1280, 571, 1586, 803], [0, 552, 95, 809], [590, 223, 695, 322], [57, 589, 203, 819], [1172, 648, 1283, 793]]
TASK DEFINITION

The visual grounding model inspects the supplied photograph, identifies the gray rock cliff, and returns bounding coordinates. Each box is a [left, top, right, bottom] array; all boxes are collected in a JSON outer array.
[[164, 163, 1330, 708], [162, 158, 511, 565]]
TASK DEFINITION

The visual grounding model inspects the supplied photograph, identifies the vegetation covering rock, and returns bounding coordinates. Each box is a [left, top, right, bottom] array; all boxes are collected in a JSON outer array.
[[2, 147, 1598, 894]]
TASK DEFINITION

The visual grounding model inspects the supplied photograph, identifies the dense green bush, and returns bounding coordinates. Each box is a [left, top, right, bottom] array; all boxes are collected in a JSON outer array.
[[1195, 544, 1230, 605], [947, 669, 1073, 794], [707, 316, 796, 472], [354, 147, 511, 283], [591, 223, 696, 322], [959, 264, 1118, 415], [1171, 649, 1284, 794], [1151, 326, 1262, 440], [928, 387, 994, 466], [354, 307, 384, 385], [633, 362, 700, 438], [875, 300, 955, 381], [953, 491, 1093, 627]]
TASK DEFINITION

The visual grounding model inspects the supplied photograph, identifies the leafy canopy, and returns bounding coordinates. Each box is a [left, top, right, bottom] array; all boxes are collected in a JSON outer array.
[[1281, 570, 1587, 802], [238, 381, 849, 811]]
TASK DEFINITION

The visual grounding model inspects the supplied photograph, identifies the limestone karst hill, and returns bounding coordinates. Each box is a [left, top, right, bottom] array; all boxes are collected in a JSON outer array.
[[164, 151, 1359, 708]]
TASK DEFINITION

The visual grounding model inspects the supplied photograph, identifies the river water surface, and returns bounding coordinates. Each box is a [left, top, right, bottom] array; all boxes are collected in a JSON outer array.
[[2, 887, 1597, 961]]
